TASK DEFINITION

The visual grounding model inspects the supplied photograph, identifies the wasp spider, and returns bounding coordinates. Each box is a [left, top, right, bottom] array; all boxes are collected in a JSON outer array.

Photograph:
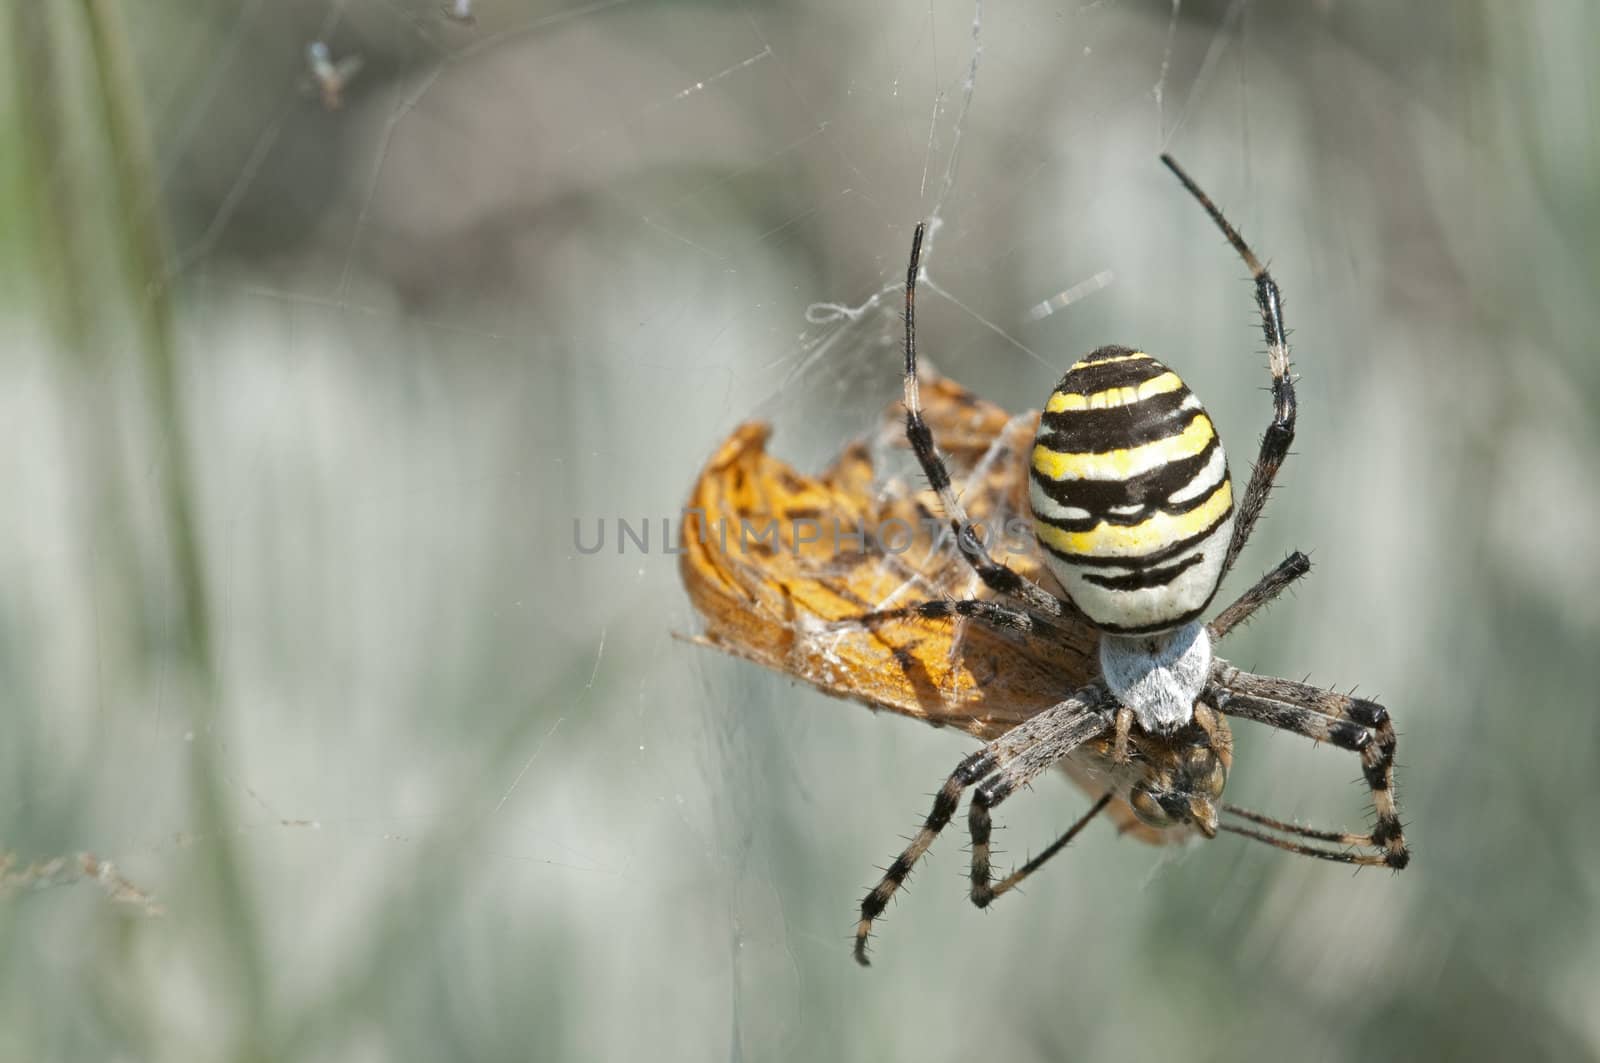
[[851, 155, 1410, 965]]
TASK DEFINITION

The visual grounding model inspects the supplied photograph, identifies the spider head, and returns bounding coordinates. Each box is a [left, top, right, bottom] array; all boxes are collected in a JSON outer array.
[[1099, 621, 1213, 735], [1125, 704, 1231, 838]]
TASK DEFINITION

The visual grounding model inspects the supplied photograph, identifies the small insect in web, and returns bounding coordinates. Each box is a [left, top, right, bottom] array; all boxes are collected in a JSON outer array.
[[303, 41, 364, 111], [679, 155, 1410, 967]]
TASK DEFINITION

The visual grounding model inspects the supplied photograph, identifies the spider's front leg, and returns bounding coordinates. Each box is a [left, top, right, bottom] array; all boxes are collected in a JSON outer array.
[[1209, 663, 1409, 869], [853, 688, 1111, 965], [966, 703, 1115, 907]]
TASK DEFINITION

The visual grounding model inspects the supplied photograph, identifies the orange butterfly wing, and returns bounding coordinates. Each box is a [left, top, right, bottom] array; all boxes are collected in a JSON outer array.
[[679, 374, 1180, 845]]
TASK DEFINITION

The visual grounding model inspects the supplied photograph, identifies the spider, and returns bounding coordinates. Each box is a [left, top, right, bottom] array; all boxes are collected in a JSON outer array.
[[849, 155, 1410, 965]]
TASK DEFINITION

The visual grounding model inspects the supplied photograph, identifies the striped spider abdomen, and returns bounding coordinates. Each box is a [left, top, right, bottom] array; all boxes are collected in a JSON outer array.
[[1029, 345, 1235, 636]]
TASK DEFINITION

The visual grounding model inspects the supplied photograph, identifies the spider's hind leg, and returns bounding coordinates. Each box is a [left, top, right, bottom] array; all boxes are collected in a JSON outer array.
[[845, 597, 1046, 637], [1161, 156, 1296, 576], [898, 223, 1082, 624]]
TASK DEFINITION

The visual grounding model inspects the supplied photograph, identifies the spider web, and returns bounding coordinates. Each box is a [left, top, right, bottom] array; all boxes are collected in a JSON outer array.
[[6, 1, 1600, 1060]]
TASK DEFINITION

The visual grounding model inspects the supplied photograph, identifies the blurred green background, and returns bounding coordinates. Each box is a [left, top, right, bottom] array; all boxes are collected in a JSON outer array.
[[3, 1, 1597, 1060]]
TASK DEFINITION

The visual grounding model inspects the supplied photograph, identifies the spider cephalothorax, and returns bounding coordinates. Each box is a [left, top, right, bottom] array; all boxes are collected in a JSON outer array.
[[847, 156, 1410, 966], [1098, 623, 1213, 735]]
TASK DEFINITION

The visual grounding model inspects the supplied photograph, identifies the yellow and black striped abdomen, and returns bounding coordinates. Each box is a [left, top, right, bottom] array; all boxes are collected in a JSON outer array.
[[1029, 345, 1234, 634]]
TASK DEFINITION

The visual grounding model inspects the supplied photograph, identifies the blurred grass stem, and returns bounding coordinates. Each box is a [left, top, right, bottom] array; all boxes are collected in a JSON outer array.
[[10, 2, 271, 1057]]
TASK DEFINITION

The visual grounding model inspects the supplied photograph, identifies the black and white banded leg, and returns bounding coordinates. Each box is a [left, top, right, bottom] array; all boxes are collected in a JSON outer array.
[[900, 224, 1085, 623], [1208, 551, 1312, 641], [847, 596, 1050, 637], [853, 686, 1112, 965], [974, 792, 1114, 903], [969, 759, 1113, 908], [1161, 155, 1297, 577], [1209, 664, 1409, 869]]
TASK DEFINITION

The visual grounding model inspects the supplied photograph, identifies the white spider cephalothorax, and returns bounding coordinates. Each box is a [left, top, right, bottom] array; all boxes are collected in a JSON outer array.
[[1097, 621, 1212, 734]]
